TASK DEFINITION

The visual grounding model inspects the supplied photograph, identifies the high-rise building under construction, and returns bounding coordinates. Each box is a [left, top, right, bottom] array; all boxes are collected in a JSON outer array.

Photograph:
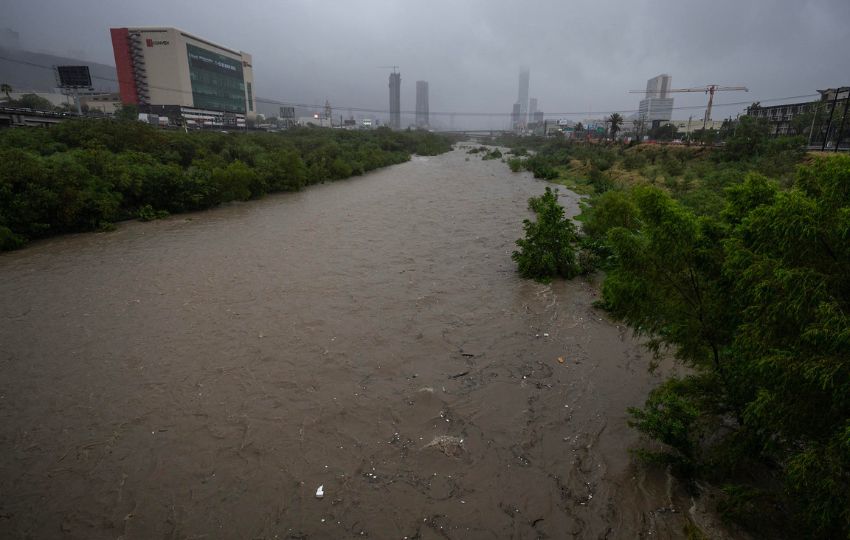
[[517, 67, 530, 129], [638, 73, 674, 127], [415, 80, 429, 128], [389, 72, 401, 129]]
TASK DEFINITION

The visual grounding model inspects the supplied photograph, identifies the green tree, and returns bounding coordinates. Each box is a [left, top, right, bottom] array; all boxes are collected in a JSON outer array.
[[603, 187, 736, 377], [608, 113, 623, 140], [512, 187, 580, 281], [1, 83, 11, 101], [15, 93, 55, 111], [790, 110, 815, 137], [115, 104, 139, 121], [613, 159, 850, 537], [649, 123, 678, 141], [722, 156, 850, 537], [721, 115, 770, 161]]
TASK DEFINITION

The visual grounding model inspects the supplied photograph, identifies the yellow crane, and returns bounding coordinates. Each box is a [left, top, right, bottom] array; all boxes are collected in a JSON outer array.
[[630, 84, 748, 129]]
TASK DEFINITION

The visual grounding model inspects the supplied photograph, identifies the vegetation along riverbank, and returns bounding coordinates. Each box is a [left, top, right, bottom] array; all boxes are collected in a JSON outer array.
[[0, 120, 455, 250], [502, 121, 850, 539]]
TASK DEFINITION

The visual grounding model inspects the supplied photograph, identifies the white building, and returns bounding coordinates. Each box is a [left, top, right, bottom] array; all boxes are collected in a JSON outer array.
[[110, 27, 255, 127]]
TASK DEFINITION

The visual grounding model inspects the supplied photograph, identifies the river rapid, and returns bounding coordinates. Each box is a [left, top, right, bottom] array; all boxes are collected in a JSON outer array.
[[1, 147, 697, 539]]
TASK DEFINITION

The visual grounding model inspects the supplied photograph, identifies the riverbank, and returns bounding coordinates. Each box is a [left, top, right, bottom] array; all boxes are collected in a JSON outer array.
[[493, 130, 850, 538], [0, 120, 455, 250], [1, 148, 706, 538]]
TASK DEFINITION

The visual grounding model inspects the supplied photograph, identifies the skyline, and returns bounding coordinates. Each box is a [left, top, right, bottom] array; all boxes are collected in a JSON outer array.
[[2, 0, 849, 128]]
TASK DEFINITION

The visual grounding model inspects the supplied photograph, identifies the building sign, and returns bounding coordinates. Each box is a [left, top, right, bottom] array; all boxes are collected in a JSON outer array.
[[146, 38, 170, 47], [186, 43, 246, 114]]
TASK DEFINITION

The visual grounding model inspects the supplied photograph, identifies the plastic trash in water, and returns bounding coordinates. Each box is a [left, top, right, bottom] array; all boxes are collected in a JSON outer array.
[[316, 485, 324, 499]]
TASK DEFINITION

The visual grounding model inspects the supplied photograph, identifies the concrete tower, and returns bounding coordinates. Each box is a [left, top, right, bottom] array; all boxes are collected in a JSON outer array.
[[415, 80, 429, 128], [638, 73, 674, 127], [389, 71, 401, 130], [517, 67, 530, 129]]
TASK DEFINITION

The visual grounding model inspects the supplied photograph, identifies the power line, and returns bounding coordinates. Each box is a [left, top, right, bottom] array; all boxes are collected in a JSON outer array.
[[0, 54, 821, 118]]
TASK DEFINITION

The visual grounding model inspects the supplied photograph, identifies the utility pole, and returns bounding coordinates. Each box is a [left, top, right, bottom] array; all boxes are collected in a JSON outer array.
[[821, 89, 841, 151], [807, 102, 820, 147], [833, 87, 849, 152]]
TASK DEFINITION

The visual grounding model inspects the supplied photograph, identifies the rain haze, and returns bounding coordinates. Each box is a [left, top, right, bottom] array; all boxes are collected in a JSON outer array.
[[3, 0, 849, 129], [3, 2, 850, 539]]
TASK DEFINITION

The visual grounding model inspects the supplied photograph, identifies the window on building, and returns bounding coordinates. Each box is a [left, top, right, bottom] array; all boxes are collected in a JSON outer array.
[[246, 82, 253, 112]]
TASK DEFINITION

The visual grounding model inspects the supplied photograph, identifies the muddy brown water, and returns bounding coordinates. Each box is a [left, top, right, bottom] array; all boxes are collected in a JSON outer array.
[[0, 148, 695, 539]]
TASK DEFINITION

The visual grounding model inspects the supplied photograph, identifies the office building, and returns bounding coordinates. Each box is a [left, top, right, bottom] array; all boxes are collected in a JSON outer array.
[[529, 97, 537, 118], [388, 71, 401, 130], [110, 27, 255, 127], [638, 73, 674, 127], [415, 80, 429, 128], [511, 103, 521, 131]]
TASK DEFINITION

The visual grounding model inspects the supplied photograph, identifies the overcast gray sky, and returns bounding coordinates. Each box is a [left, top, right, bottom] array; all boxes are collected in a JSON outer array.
[[3, 0, 849, 128]]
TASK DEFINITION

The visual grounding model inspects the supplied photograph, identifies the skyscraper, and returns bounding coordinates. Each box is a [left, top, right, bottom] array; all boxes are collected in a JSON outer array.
[[529, 97, 538, 118], [389, 71, 401, 130], [645, 73, 671, 98], [415, 80, 429, 128], [638, 73, 674, 127], [517, 67, 530, 129]]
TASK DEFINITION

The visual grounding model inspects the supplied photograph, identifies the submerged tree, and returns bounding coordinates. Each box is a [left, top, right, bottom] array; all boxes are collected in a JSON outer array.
[[512, 187, 580, 281]]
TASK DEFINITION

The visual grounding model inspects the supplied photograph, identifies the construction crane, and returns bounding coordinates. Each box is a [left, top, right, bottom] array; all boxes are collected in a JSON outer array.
[[629, 84, 748, 128], [377, 65, 399, 74]]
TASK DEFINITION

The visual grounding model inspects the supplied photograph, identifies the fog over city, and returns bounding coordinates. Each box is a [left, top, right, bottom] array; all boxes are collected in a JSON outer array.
[[3, 0, 850, 127]]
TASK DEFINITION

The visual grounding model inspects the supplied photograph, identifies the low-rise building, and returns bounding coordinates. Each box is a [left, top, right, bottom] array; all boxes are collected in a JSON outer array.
[[81, 93, 122, 115], [667, 118, 726, 134], [744, 87, 849, 140]]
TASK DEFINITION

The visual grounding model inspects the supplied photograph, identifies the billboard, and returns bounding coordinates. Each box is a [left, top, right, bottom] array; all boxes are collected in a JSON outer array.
[[56, 65, 92, 88], [186, 43, 245, 114]]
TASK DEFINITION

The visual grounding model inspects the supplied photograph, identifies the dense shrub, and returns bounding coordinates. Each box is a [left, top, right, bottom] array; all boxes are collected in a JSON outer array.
[[0, 120, 454, 249], [500, 131, 843, 537], [507, 157, 523, 172]]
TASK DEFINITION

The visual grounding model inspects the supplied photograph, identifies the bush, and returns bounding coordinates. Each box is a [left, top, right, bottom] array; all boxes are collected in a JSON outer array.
[[0, 119, 455, 250], [138, 204, 169, 221], [587, 166, 613, 193], [628, 376, 703, 474], [512, 187, 579, 281], [507, 157, 523, 172]]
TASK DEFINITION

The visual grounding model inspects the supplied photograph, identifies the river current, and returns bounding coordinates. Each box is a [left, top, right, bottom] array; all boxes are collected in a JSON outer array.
[[0, 148, 695, 538]]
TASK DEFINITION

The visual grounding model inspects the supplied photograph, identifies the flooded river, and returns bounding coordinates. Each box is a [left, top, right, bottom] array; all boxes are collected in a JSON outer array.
[[0, 148, 695, 538]]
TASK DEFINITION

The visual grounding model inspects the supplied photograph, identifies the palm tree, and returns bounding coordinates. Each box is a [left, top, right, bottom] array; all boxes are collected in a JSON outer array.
[[1, 83, 11, 102], [608, 113, 623, 140]]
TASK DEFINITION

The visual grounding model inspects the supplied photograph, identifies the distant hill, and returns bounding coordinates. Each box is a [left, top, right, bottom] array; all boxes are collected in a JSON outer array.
[[0, 46, 117, 93]]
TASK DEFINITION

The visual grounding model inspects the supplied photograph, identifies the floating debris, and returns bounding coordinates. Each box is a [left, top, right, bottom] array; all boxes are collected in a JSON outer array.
[[424, 435, 465, 457]]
